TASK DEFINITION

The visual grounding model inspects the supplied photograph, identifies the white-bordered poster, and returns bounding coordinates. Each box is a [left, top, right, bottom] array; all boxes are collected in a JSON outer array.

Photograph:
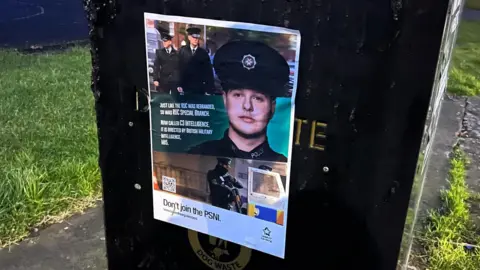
[[144, 12, 301, 259]]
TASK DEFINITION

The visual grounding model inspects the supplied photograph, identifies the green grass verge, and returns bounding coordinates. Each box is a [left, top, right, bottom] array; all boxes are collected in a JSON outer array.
[[447, 21, 480, 96], [422, 146, 480, 269], [0, 47, 101, 248], [466, 0, 480, 10]]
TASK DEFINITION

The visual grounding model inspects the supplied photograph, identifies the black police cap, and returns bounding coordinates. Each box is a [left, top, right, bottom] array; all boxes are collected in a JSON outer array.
[[258, 165, 273, 171], [217, 157, 232, 166], [213, 40, 290, 98], [160, 33, 173, 41], [186, 27, 202, 38]]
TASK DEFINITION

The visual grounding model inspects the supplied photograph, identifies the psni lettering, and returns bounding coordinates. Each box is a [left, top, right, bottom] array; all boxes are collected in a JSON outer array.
[[205, 210, 221, 221]]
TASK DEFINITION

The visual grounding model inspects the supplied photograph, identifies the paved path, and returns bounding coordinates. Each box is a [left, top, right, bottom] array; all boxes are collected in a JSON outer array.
[[463, 8, 480, 21], [419, 95, 466, 217], [0, 204, 107, 270], [0, 0, 89, 48], [417, 95, 480, 215], [460, 96, 480, 193]]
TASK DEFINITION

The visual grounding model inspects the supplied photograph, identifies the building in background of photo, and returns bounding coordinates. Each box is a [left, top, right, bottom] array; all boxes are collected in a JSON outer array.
[[145, 21, 211, 92], [145, 18, 161, 90], [153, 152, 214, 203]]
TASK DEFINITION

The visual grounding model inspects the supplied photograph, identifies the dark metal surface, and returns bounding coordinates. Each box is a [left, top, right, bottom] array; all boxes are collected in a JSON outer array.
[[84, 0, 450, 269]]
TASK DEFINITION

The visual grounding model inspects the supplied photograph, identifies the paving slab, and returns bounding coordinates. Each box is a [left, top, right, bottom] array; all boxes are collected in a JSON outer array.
[[460, 96, 480, 193], [462, 96, 480, 140], [0, 203, 107, 270], [419, 95, 466, 216], [461, 138, 480, 192]]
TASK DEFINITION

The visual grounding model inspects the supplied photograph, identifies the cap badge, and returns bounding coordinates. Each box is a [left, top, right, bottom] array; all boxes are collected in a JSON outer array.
[[242, 54, 256, 70]]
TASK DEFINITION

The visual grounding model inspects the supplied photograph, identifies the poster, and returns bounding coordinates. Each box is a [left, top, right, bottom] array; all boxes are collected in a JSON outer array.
[[144, 12, 301, 259]]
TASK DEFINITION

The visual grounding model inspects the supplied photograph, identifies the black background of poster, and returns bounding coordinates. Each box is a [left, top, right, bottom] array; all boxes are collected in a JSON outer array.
[[83, 0, 450, 269]]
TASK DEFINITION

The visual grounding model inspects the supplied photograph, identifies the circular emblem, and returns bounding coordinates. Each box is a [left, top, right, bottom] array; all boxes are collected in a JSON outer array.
[[188, 230, 252, 270], [242, 54, 256, 70]]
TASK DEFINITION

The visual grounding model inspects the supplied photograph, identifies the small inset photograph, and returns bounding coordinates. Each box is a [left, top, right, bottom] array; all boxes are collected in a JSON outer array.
[[152, 151, 288, 225], [144, 14, 299, 97]]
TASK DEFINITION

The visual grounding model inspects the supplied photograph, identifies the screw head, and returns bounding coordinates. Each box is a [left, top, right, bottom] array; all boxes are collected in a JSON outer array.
[[128, 122, 134, 127], [134, 183, 142, 190], [323, 166, 329, 173]]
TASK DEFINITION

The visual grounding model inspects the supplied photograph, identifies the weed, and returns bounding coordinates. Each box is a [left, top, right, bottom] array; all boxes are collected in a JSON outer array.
[[422, 147, 480, 269]]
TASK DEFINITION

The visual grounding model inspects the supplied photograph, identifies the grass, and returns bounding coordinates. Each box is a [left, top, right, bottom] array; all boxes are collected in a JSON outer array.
[[421, 146, 480, 269], [466, 0, 480, 10], [0, 47, 101, 248], [471, 192, 480, 201], [447, 21, 480, 96]]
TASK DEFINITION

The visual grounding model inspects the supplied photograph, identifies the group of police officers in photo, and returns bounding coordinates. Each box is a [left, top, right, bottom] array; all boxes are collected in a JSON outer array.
[[152, 24, 291, 213], [153, 27, 214, 95]]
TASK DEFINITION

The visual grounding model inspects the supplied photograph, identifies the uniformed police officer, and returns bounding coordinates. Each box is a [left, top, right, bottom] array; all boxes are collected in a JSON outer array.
[[178, 27, 215, 95], [188, 40, 290, 162], [153, 32, 180, 94], [206, 157, 244, 212]]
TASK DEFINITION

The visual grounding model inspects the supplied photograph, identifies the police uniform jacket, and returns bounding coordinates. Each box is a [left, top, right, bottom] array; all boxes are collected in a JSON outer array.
[[207, 165, 243, 209], [153, 47, 180, 92], [178, 45, 215, 94], [189, 130, 287, 162]]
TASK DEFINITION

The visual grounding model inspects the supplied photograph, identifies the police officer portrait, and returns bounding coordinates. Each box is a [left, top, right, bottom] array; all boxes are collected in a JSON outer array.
[[188, 40, 293, 163], [145, 13, 300, 175]]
